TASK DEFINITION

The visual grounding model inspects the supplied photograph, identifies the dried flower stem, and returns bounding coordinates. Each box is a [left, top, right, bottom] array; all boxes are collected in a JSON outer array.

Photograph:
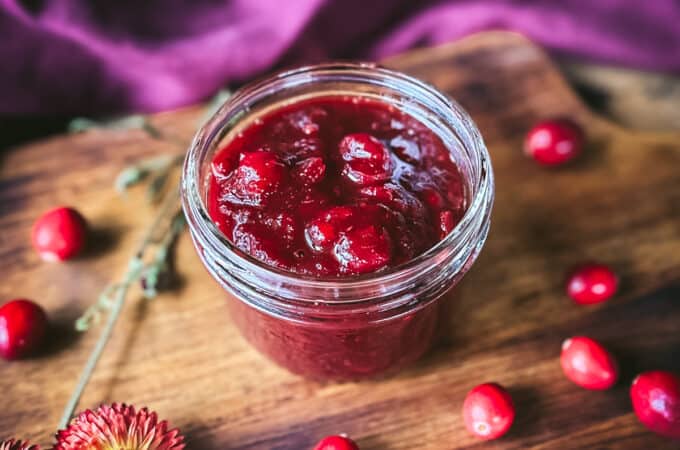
[[59, 189, 181, 429], [58, 276, 126, 429], [59, 90, 230, 431]]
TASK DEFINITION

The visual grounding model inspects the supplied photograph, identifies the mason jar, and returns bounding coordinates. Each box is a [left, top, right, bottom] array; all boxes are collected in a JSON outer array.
[[181, 63, 494, 380]]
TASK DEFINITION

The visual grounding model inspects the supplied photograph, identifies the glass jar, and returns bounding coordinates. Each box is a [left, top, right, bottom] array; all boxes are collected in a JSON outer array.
[[181, 63, 494, 380]]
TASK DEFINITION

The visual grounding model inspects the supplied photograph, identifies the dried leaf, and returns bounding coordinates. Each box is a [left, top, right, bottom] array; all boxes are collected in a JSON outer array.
[[115, 167, 149, 194], [68, 115, 149, 133]]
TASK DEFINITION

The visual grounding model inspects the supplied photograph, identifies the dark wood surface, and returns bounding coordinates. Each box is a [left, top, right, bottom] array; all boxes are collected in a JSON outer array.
[[558, 60, 680, 132], [1, 31, 679, 449]]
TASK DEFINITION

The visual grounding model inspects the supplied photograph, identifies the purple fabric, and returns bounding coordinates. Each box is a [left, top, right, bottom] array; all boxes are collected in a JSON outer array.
[[2, 0, 679, 115]]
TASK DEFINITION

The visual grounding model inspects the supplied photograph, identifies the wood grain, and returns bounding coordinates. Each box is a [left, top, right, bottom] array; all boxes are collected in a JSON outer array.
[[1, 31, 679, 449], [559, 60, 680, 131]]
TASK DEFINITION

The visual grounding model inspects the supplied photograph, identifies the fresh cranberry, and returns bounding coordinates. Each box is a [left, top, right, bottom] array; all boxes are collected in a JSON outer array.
[[339, 133, 392, 186], [524, 119, 583, 166], [462, 382, 515, 440], [313, 435, 359, 450], [566, 263, 618, 305], [0, 299, 48, 360], [560, 336, 618, 390], [32, 206, 87, 262], [630, 371, 680, 439], [292, 157, 327, 185], [333, 225, 392, 274], [223, 150, 286, 206]]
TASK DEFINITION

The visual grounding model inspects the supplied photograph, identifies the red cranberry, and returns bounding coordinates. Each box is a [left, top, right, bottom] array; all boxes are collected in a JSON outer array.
[[313, 435, 359, 450], [524, 119, 583, 166], [462, 382, 515, 440], [211, 141, 244, 177], [566, 263, 618, 305], [279, 107, 328, 138], [279, 137, 324, 164], [32, 206, 87, 262], [339, 133, 392, 186], [295, 188, 333, 220], [305, 221, 338, 253], [0, 299, 48, 360], [359, 183, 425, 217], [359, 184, 393, 204], [560, 336, 618, 390], [305, 207, 354, 252], [263, 213, 298, 243], [630, 371, 680, 439], [293, 157, 326, 185], [438, 210, 456, 239], [223, 150, 286, 206], [232, 223, 292, 269], [390, 135, 420, 164], [333, 225, 392, 274], [339, 133, 388, 163], [419, 187, 445, 211]]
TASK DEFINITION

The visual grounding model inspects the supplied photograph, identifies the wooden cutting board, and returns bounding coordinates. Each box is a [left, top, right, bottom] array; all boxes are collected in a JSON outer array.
[[1, 31, 679, 449]]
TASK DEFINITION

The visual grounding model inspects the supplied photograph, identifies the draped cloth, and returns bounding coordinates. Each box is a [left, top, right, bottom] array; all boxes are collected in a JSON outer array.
[[2, 0, 678, 115]]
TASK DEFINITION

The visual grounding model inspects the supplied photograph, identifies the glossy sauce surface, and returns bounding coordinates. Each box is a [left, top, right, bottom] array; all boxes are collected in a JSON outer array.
[[208, 96, 467, 276]]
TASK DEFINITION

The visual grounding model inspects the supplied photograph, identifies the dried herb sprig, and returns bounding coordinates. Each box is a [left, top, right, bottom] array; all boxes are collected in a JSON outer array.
[[59, 127, 183, 430], [74, 189, 182, 333], [60, 186, 183, 429], [115, 153, 184, 201], [68, 115, 161, 138], [59, 90, 230, 430], [140, 210, 185, 298]]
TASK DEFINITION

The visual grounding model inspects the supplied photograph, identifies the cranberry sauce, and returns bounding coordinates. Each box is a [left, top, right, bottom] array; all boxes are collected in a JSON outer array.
[[226, 289, 441, 379], [207, 95, 467, 277]]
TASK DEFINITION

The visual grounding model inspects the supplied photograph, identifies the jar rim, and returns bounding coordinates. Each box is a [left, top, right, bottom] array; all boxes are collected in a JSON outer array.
[[181, 62, 494, 302]]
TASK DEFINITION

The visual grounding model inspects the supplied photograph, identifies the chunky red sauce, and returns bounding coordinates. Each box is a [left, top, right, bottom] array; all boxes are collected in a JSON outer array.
[[207, 96, 467, 277]]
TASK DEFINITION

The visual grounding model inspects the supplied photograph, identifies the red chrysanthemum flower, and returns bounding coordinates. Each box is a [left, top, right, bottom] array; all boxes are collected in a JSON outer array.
[[54, 403, 185, 450], [0, 439, 39, 450]]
